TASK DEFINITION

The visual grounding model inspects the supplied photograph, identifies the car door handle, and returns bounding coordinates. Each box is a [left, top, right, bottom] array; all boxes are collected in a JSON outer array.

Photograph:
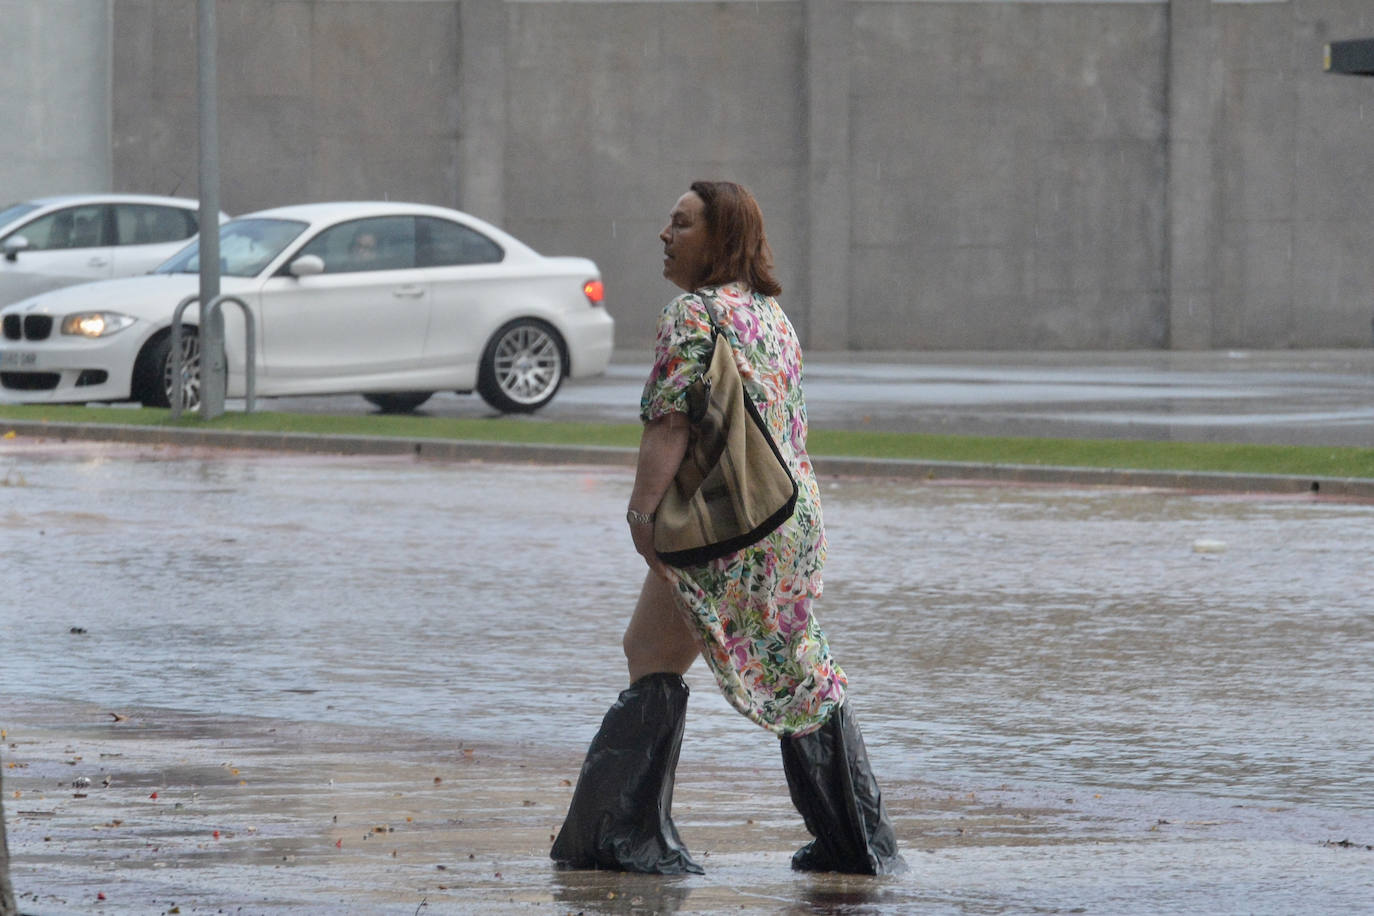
[[87, 257, 110, 268], [392, 285, 425, 299]]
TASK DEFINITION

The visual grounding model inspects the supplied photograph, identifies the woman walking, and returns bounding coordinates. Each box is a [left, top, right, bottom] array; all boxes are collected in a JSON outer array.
[[551, 181, 903, 876]]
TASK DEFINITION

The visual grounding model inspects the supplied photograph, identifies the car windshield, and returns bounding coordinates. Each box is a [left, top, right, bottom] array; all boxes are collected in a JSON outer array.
[[0, 202, 41, 233], [156, 218, 308, 278]]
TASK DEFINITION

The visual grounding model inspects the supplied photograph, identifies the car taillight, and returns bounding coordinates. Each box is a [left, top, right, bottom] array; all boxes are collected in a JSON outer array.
[[582, 279, 605, 305]]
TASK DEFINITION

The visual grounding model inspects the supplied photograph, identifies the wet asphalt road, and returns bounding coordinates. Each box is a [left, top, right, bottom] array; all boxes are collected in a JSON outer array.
[[4, 441, 1373, 914], [252, 349, 1374, 447]]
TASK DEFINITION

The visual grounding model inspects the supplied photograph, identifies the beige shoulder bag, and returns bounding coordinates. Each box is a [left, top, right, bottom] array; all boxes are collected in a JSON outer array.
[[653, 293, 799, 566]]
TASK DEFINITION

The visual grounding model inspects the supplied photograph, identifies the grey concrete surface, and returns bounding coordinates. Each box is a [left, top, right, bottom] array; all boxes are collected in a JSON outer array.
[[11, 0, 1360, 353], [110, 0, 463, 212], [0, 0, 111, 199]]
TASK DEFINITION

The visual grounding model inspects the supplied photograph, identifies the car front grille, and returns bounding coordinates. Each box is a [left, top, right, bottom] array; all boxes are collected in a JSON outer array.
[[25, 315, 53, 340], [1, 371, 60, 391], [2, 314, 53, 341]]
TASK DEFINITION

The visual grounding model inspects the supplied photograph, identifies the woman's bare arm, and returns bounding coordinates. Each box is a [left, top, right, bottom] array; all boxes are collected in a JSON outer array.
[[628, 412, 690, 577]]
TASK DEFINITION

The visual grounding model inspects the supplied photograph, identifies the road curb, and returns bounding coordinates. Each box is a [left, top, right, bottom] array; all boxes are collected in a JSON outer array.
[[0, 419, 639, 468], [4, 418, 1373, 500], [812, 455, 1374, 500]]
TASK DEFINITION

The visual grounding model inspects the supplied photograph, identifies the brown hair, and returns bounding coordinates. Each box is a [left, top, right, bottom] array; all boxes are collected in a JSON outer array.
[[689, 180, 782, 297]]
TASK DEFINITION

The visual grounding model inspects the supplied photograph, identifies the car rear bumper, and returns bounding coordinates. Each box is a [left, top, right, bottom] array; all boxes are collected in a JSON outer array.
[[564, 310, 614, 379]]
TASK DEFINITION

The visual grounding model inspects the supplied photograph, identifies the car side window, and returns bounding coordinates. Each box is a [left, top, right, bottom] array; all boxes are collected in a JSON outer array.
[[15, 204, 109, 250], [417, 217, 503, 267], [296, 217, 417, 274], [114, 205, 197, 246]]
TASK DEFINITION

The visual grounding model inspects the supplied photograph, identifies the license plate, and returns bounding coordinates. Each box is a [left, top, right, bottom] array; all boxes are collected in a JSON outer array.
[[0, 350, 37, 368]]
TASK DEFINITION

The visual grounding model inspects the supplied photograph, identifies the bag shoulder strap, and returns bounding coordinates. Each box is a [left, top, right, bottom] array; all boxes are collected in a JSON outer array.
[[695, 288, 723, 339]]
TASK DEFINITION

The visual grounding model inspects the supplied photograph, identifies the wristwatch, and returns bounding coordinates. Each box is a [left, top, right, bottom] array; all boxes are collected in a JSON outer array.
[[626, 508, 656, 526]]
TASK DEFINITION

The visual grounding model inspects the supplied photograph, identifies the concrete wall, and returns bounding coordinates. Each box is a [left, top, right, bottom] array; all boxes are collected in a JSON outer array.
[[1173, 0, 1374, 348], [111, 0, 462, 213], [0, 0, 111, 199], [846, 2, 1170, 350], [1213, 0, 1374, 348], [91, 0, 1374, 351], [498, 1, 809, 344]]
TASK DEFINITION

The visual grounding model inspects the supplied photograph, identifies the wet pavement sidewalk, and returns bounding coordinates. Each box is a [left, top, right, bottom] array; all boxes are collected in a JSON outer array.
[[261, 348, 1374, 446], [797, 348, 1374, 446], [0, 699, 1156, 916], [6, 348, 1369, 447], [3, 440, 1373, 914]]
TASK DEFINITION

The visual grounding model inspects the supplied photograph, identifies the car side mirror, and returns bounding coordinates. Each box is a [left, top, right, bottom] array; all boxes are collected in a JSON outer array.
[[289, 254, 325, 277], [2, 235, 31, 262]]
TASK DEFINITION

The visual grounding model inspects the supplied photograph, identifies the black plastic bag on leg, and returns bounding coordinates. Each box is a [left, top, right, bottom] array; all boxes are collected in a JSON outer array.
[[780, 703, 906, 874], [551, 672, 704, 874]]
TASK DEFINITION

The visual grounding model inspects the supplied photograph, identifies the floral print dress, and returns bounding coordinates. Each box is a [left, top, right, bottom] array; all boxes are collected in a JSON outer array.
[[640, 282, 847, 737]]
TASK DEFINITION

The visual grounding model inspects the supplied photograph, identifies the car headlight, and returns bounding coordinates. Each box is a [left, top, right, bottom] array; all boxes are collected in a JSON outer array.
[[60, 312, 136, 338]]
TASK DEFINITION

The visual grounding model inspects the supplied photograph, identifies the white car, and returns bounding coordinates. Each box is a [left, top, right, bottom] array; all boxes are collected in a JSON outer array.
[[0, 193, 219, 307], [0, 201, 614, 413]]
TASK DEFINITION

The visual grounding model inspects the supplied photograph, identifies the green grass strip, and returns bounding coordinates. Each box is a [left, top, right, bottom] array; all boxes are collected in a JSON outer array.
[[806, 429, 1374, 479], [2, 404, 1371, 479]]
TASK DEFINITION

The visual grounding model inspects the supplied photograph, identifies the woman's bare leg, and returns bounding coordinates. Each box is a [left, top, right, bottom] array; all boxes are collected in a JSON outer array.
[[623, 571, 701, 682]]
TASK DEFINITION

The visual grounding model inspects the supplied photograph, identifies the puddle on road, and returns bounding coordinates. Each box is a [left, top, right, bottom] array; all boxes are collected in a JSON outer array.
[[2, 440, 1372, 912]]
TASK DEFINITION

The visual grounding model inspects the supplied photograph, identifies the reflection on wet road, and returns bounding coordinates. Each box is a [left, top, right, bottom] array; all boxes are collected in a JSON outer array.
[[257, 348, 1374, 446], [2, 440, 1372, 912]]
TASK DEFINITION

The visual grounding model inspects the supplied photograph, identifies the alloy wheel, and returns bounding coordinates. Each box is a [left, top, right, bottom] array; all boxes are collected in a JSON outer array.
[[491, 324, 562, 405], [162, 330, 201, 411]]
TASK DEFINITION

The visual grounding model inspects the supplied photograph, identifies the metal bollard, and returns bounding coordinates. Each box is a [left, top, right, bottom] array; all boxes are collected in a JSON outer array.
[[168, 293, 256, 418]]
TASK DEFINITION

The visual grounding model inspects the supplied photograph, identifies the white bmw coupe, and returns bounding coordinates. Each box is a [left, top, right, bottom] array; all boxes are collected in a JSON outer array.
[[0, 201, 613, 413]]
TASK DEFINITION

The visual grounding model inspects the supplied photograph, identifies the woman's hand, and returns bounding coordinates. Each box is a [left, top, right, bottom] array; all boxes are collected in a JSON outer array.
[[630, 517, 673, 581]]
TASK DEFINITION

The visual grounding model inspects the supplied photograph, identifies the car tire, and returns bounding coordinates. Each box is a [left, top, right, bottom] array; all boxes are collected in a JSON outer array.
[[476, 318, 566, 413], [363, 392, 433, 413], [134, 326, 200, 410]]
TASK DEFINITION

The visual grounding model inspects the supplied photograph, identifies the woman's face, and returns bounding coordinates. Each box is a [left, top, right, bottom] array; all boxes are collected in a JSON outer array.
[[660, 191, 712, 292]]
